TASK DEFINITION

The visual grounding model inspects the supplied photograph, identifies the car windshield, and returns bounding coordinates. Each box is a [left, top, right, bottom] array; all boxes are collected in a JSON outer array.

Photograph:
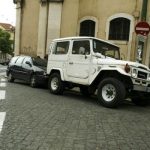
[[32, 57, 47, 67], [93, 39, 120, 59]]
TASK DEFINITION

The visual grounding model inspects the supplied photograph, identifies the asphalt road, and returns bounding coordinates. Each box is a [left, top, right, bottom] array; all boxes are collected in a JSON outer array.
[[0, 71, 150, 150]]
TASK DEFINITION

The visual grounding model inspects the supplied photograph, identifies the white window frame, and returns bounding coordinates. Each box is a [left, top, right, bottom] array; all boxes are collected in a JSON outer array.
[[106, 13, 134, 44]]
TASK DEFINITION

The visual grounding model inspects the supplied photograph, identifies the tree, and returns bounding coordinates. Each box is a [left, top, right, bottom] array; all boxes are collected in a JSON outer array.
[[0, 29, 12, 54]]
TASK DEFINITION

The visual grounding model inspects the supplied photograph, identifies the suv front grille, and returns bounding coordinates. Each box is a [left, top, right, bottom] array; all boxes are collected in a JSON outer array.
[[137, 71, 147, 79]]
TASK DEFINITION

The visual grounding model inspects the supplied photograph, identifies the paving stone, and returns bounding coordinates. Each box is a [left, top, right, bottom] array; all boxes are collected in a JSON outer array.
[[0, 76, 150, 150]]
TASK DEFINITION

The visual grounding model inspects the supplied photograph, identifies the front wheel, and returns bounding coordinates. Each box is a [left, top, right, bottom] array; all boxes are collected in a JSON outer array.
[[97, 78, 126, 108], [48, 73, 64, 95]]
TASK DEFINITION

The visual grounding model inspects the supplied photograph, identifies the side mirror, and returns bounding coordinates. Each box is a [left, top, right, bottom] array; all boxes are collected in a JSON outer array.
[[26, 61, 32, 67]]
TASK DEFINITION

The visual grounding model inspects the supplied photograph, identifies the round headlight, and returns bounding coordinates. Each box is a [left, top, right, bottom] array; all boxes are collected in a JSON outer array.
[[124, 63, 131, 73], [132, 69, 138, 78]]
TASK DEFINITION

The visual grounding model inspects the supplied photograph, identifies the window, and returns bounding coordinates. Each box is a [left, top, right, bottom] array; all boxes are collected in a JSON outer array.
[[80, 20, 95, 37], [15, 57, 25, 65], [109, 17, 130, 41], [93, 39, 120, 59], [22, 57, 32, 68], [53, 41, 69, 54], [72, 40, 90, 55]]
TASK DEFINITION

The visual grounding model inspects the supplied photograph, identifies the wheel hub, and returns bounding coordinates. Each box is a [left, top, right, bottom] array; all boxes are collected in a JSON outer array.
[[51, 77, 59, 90], [102, 84, 116, 102]]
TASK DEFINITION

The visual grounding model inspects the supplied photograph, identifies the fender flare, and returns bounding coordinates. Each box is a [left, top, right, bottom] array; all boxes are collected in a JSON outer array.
[[48, 68, 64, 81]]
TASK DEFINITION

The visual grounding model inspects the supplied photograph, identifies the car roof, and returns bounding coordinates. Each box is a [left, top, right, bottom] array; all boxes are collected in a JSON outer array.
[[52, 36, 119, 48]]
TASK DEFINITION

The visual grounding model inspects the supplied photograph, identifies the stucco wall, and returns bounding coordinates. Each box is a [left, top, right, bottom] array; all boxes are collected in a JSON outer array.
[[61, 0, 79, 37], [20, 0, 40, 56]]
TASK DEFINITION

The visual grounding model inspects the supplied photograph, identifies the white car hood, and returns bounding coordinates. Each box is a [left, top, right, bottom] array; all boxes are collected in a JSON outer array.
[[96, 58, 149, 71]]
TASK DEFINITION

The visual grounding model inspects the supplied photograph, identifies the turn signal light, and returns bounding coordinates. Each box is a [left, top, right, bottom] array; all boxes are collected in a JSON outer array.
[[124, 63, 130, 73]]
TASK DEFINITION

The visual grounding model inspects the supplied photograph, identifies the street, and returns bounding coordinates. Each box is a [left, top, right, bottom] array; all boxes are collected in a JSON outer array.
[[0, 65, 150, 150]]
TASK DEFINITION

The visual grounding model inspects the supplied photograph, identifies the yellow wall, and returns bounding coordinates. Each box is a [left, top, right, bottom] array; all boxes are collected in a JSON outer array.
[[20, 0, 40, 56], [61, 0, 79, 37]]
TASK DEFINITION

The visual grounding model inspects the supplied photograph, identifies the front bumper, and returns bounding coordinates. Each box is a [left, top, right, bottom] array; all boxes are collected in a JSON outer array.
[[132, 78, 150, 93], [133, 85, 150, 92]]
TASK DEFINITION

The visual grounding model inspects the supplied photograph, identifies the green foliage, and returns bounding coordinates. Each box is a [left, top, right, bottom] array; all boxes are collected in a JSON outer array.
[[0, 29, 12, 54]]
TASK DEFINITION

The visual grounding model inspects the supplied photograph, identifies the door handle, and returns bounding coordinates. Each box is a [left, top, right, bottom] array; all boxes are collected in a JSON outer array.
[[69, 62, 73, 65]]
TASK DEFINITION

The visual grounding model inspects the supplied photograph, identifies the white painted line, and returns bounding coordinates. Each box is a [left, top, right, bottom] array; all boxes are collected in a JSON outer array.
[[1, 78, 6, 82], [0, 90, 6, 100], [136, 27, 149, 31], [0, 83, 6, 87], [0, 112, 6, 133]]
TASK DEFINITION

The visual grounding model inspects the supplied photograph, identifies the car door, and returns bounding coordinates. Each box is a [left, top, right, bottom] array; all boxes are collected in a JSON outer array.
[[66, 40, 91, 84], [21, 57, 33, 82]]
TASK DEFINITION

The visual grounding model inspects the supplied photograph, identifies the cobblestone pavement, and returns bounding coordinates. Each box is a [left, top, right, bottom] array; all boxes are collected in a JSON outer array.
[[0, 75, 150, 150]]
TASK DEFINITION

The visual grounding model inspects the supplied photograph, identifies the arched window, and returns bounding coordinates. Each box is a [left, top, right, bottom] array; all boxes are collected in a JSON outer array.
[[109, 17, 130, 41], [80, 20, 95, 37]]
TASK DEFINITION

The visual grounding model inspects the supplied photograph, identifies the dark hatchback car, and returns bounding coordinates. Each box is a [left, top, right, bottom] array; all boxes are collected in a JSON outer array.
[[6, 56, 48, 87]]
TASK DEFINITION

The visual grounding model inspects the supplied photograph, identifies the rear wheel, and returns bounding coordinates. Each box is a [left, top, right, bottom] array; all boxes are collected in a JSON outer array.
[[97, 78, 126, 108], [48, 73, 64, 94], [7, 72, 14, 82]]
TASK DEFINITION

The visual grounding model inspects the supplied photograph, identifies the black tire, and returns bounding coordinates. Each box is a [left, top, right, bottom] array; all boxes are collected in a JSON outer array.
[[97, 77, 126, 108], [131, 97, 148, 106], [30, 75, 37, 88], [48, 73, 64, 95], [7, 72, 14, 82]]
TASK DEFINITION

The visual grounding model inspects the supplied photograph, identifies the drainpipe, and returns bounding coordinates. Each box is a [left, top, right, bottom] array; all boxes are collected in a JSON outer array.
[[141, 0, 148, 21]]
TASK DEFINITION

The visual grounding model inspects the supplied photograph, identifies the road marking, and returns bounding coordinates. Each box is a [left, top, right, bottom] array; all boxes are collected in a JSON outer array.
[[0, 112, 6, 133], [0, 90, 6, 100], [0, 83, 6, 87], [0, 78, 6, 87], [0, 78, 6, 82]]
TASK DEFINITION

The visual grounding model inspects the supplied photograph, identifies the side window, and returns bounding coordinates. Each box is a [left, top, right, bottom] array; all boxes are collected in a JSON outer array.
[[53, 41, 69, 54], [22, 57, 32, 68], [72, 40, 90, 55], [15, 57, 25, 66]]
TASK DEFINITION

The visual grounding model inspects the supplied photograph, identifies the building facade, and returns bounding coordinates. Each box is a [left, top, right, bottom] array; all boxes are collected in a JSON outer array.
[[13, 0, 150, 66]]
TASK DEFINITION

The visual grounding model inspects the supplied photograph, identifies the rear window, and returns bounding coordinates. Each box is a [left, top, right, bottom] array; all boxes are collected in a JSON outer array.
[[32, 58, 47, 67], [10, 56, 19, 64]]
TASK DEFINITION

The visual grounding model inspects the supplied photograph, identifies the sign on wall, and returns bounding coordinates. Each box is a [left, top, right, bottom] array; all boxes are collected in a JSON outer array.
[[135, 21, 150, 36]]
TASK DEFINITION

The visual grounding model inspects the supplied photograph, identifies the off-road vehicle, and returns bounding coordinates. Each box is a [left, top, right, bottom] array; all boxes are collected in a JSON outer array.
[[47, 37, 150, 108]]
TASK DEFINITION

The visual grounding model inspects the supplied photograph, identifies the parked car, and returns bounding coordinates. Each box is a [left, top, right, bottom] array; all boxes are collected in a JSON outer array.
[[6, 55, 48, 87]]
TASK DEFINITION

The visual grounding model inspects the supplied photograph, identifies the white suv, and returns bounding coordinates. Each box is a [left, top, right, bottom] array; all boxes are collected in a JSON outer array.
[[47, 37, 150, 108]]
